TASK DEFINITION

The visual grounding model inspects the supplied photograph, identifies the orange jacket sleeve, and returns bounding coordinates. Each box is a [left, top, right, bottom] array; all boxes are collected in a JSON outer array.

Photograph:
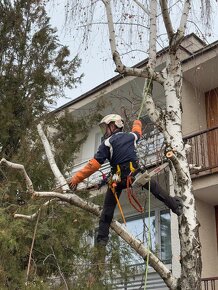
[[132, 119, 142, 138], [69, 158, 101, 186]]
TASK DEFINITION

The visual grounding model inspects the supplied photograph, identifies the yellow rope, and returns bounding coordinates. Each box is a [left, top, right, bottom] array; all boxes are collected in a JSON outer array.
[[111, 184, 126, 225]]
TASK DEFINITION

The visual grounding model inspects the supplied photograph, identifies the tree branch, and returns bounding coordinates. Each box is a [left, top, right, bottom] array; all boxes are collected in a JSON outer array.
[[148, 0, 157, 69], [1, 124, 178, 288], [171, 0, 191, 49], [37, 123, 69, 192], [177, 0, 191, 41], [33, 190, 178, 289], [102, 0, 164, 84], [26, 211, 41, 284], [14, 198, 58, 220], [133, 0, 149, 15], [159, 0, 174, 41], [166, 151, 188, 186], [0, 158, 34, 194], [144, 88, 165, 131]]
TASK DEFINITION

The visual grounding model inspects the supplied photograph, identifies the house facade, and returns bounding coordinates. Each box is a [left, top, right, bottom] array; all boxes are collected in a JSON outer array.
[[54, 34, 218, 289]]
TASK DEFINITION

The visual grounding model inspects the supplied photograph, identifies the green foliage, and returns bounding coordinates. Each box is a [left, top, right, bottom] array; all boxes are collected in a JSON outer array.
[[0, 203, 97, 289], [0, 1, 135, 288], [0, 0, 83, 159]]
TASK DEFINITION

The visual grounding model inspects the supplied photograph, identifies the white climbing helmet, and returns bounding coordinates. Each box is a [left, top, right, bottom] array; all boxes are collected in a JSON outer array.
[[99, 114, 124, 128]]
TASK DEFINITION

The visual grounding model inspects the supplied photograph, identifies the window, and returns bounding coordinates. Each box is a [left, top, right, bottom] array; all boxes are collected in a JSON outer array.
[[125, 209, 171, 265]]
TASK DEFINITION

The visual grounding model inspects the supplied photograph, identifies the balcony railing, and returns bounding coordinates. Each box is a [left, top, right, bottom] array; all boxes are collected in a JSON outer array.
[[184, 125, 218, 176], [201, 276, 218, 290]]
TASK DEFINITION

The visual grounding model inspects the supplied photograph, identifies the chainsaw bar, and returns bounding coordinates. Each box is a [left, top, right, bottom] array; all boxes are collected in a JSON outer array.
[[132, 163, 169, 187]]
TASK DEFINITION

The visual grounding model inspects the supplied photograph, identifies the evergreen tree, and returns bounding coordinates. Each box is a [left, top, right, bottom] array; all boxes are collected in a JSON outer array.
[[0, 0, 83, 159]]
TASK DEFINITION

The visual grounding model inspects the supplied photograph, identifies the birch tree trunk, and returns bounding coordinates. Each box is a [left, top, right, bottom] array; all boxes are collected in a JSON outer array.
[[102, 0, 202, 289], [0, 0, 204, 288]]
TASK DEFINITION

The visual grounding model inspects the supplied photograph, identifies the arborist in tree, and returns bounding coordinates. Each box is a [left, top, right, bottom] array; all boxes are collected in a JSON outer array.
[[69, 114, 183, 246]]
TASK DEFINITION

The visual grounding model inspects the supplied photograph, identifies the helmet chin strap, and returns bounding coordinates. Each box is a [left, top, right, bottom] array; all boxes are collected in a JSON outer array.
[[103, 123, 121, 139]]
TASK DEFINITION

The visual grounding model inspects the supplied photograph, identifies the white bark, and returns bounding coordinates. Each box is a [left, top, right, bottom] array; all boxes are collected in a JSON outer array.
[[159, 0, 174, 40], [148, 0, 157, 69], [162, 53, 201, 289], [14, 199, 58, 220], [102, 0, 164, 84], [177, 0, 191, 43], [33, 191, 177, 289], [37, 123, 69, 192], [102, 0, 202, 289], [0, 158, 34, 194], [36, 124, 178, 288]]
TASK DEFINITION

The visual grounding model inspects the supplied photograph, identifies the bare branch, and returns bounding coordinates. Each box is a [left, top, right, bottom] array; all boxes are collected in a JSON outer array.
[[178, 0, 191, 39], [189, 164, 202, 171], [14, 198, 58, 220], [144, 87, 165, 131], [166, 151, 188, 185], [0, 158, 34, 194], [37, 123, 69, 192], [102, 0, 164, 84], [171, 0, 191, 49], [26, 211, 41, 284], [133, 0, 149, 15], [50, 247, 69, 290], [148, 0, 157, 69], [33, 190, 177, 289], [102, 0, 117, 63], [159, 0, 174, 40]]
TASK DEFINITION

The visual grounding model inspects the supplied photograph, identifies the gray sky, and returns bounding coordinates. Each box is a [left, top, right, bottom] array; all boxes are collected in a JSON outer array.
[[47, 1, 218, 109]]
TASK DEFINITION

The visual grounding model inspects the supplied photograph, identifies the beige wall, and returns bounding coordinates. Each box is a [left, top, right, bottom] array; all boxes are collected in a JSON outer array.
[[182, 80, 207, 135], [196, 198, 218, 278]]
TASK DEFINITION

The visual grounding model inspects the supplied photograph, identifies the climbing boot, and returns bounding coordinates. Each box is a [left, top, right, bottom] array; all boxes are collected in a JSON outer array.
[[143, 179, 183, 216], [171, 196, 183, 216]]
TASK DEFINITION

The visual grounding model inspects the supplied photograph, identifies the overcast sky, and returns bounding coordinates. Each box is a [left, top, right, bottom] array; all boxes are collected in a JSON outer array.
[[47, 1, 218, 109]]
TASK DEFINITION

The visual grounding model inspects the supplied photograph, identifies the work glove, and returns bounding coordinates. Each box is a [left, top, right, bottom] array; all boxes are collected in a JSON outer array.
[[132, 120, 142, 138], [68, 179, 78, 191], [68, 158, 101, 191]]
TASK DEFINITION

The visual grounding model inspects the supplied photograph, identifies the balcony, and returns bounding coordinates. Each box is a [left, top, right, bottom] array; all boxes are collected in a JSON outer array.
[[201, 277, 218, 290], [184, 126, 218, 177]]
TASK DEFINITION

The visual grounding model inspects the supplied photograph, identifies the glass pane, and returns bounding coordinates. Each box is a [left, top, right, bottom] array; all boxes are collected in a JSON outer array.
[[160, 210, 172, 263], [125, 213, 156, 264]]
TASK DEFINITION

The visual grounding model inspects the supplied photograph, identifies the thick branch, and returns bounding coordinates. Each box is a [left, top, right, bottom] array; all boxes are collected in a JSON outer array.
[[171, 0, 191, 49], [37, 123, 69, 192], [33, 190, 178, 289], [166, 151, 188, 186], [144, 92, 165, 131], [102, 0, 164, 84], [177, 0, 191, 41], [159, 0, 174, 40], [148, 0, 157, 69], [0, 158, 34, 194]]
